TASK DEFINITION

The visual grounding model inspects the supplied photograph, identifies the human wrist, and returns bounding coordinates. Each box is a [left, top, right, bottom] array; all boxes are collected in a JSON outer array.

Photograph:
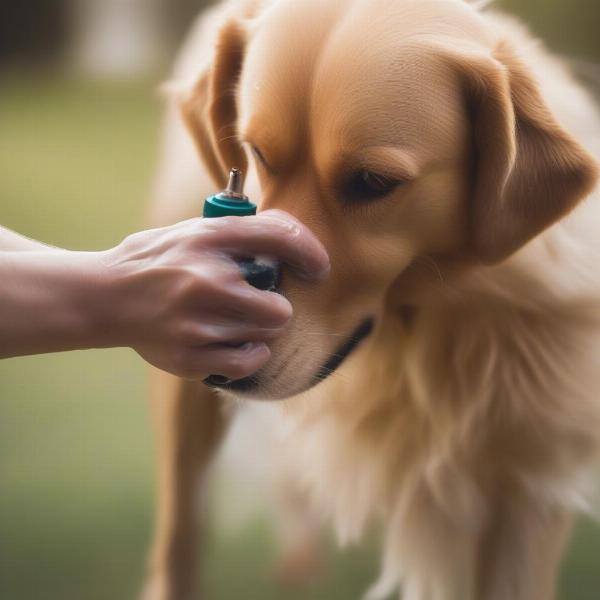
[[34, 249, 121, 351], [74, 249, 133, 349], [91, 245, 150, 350]]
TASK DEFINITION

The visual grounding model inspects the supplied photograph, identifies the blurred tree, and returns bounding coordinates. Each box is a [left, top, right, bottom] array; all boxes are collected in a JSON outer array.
[[1, 1, 598, 72], [0, 0, 212, 73], [0, 0, 69, 64], [71, 0, 167, 77]]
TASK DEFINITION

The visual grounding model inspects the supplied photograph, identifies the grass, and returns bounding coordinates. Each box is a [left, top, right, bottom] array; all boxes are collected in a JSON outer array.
[[0, 72, 159, 600], [1, 71, 600, 600]]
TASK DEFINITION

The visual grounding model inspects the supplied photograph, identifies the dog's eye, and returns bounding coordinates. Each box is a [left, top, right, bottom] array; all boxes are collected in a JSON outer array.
[[343, 170, 401, 202]]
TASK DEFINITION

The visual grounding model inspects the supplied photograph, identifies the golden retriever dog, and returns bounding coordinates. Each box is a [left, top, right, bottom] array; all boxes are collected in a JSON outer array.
[[144, 0, 600, 598]]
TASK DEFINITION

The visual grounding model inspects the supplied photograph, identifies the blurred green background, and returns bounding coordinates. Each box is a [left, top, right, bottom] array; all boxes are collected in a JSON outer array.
[[1, 1, 600, 599]]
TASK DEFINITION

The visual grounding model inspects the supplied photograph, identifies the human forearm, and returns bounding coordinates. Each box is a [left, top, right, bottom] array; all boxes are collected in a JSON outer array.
[[0, 225, 59, 252], [0, 250, 112, 358]]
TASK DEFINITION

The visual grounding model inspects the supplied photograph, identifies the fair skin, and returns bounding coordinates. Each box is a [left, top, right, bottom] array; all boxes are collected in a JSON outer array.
[[0, 210, 330, 380]]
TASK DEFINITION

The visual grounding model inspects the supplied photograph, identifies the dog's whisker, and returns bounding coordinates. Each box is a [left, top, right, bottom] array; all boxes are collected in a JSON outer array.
[[217, 134, 242, 144]]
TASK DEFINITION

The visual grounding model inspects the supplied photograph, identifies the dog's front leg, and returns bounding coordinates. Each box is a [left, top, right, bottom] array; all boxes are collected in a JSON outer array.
[[366, 480, 481, 600], [142, 370, 230, 600], [477, 494, 573, 600]]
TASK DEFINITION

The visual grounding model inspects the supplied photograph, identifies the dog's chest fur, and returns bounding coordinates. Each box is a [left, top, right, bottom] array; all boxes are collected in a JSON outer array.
[[275, 295, 600, 569]]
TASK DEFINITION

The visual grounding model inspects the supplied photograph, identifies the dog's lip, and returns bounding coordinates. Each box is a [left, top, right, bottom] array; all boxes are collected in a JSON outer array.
[[314, 317, 374, 382], [205, 317, 375, 395]]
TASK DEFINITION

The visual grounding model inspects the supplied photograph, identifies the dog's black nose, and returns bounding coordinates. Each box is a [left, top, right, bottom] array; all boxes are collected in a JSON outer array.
[[237, 258, 280, 291]]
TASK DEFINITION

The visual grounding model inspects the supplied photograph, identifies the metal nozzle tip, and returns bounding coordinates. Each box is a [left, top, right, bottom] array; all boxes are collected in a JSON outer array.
[[226, 168, 243, 196]]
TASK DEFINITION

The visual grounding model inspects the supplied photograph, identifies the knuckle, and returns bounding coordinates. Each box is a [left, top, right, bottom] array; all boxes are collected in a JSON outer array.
[[123, 230, 143, 246], [211, 261, 243, 286], [196, 324, 222, 344], [169, 281, 194, 307], [173, 267, 210, 299], [189, 268, 214, 292], [171, 322, 200, 345], [178, 220, 213, 250], [200, 215, 239, 239]]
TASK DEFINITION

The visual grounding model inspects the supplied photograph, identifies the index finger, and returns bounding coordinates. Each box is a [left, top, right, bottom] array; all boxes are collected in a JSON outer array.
[[200, 210, 330, 280]]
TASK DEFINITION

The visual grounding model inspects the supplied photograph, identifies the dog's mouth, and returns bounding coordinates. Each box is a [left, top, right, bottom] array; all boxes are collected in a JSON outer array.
[[204, 317, 375, 397], [313, 317, 374, 382]]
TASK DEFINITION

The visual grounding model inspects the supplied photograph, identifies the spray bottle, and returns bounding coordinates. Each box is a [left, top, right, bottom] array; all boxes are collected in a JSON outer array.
[[203, 167, 279, 291], [203, 168, 280, 385]]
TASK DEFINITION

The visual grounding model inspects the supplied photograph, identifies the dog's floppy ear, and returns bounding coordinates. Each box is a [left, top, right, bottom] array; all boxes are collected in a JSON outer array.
[[454, 41, 598, 263], [180, 20, 248, 188]]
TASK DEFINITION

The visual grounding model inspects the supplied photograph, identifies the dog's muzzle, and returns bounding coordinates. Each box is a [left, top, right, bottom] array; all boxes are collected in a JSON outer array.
[[204, 317, 374, 394]]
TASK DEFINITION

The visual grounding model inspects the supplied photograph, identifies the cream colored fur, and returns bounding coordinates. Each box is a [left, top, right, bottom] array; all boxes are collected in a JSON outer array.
[[147, 1, 600, 599]]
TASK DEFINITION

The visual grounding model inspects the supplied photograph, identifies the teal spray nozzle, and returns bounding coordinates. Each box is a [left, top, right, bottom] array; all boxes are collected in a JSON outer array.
[[202, 167, 279, 292], [203, 167, 257, 218], [203, 168, 281, 387]]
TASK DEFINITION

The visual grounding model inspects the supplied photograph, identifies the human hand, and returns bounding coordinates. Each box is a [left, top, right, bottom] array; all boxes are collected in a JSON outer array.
[[100, 210, 329, 379]]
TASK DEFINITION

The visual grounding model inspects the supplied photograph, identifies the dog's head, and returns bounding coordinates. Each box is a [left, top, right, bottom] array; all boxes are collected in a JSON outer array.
[[180, 0, 598, 399]]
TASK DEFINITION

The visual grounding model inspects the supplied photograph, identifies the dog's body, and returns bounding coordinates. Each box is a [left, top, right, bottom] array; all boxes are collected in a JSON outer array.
[[145, 1, 600, 599]]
